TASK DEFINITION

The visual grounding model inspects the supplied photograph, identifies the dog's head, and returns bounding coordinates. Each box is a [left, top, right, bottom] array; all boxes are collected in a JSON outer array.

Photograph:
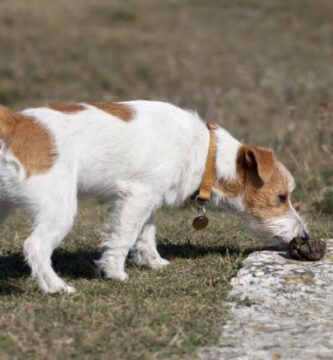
[[215, 145, 308, 243]]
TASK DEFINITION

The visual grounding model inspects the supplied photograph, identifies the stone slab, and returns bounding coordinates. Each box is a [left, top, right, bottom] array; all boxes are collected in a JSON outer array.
[[199, 239, 333, 360]]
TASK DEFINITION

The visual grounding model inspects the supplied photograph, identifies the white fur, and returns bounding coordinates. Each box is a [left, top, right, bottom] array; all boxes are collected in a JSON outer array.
[[0, 100, 306, 293], [215, 127, 241, 181], [262, 204, 308, 243]]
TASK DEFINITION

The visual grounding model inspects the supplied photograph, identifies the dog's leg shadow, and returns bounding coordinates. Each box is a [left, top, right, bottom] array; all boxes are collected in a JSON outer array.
[[0, 282, 24, 295]]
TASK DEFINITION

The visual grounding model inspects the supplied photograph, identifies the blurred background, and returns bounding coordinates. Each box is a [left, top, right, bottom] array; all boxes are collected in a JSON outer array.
[[0, 1, 333, 359], [0, 0, 332, 211]]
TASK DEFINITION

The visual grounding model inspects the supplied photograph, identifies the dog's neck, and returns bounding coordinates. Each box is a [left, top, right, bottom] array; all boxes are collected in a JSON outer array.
[[211, 127, 242, 209], [215, 127, 241, 181]]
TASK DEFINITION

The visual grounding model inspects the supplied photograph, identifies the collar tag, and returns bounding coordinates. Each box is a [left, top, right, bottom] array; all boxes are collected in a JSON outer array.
[[192, 122, 219, 230], [192, 196, 209, 230]]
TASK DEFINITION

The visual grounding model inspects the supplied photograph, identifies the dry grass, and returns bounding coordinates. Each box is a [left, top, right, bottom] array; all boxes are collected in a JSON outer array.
[[0, 0, 332, 358]]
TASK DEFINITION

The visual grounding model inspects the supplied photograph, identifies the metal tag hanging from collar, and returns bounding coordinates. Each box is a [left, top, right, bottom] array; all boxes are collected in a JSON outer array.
[[192, 197, 209, 230], [192, 122, 218, 230]]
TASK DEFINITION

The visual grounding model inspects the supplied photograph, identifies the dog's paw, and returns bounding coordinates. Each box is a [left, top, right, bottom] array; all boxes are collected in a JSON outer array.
[[148, 257, 170, 270], [63, 285, 77, 294], [95, 257, 129, 281], [96, 264, 129, 281], [40, 281, 76, 295], [133, 254, 170, 270], [105, 270, 129, 281]]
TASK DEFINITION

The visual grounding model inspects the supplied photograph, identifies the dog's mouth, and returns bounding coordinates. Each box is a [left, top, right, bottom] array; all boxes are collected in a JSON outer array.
[[243, 216, 295, 244]]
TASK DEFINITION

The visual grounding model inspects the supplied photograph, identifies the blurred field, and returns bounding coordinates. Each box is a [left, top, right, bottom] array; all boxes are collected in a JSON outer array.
[[0, 0, 332, 359]]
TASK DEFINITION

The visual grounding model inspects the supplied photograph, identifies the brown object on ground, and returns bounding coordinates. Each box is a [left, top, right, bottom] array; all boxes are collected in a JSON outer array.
[[289, 238, 326, 261]]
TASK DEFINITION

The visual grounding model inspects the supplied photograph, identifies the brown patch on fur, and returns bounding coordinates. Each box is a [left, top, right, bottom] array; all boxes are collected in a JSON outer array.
[[91, 102, 134, 121], [0, 106, 56, 177], [47, 102, 85, 113], [243, 162, 292, 220], [243, 145, 275, 185], [216, 177, 243, 198], [215, 145, 248, 198], [216, 145, 295, 221]]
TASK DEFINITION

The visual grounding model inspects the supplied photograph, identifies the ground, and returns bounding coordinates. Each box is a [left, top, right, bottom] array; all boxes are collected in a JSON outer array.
[[0, 0, 332, 359], [199, 239, 333, 359]]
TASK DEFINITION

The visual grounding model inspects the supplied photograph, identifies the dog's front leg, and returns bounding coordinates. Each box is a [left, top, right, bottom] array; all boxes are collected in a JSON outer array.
[[131, 216, 169, 270], [96, 186, 161, 281]]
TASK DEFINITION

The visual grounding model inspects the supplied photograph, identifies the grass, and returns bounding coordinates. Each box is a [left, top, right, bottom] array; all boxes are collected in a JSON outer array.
[[0, 0, 332, 358], [0, 202, 257, 359], [0, 207, 331, 360]]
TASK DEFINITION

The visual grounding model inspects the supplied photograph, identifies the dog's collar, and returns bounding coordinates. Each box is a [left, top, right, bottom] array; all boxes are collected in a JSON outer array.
[[192, 122, 219, 230], [197, 122, 219, 202]]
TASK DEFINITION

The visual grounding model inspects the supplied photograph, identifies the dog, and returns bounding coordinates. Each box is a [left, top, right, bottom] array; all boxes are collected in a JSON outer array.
[[0, 100, 308, 293]]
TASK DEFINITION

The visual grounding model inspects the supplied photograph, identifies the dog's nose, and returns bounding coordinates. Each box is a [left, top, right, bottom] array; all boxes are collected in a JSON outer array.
[[300, 229, 309, 241]]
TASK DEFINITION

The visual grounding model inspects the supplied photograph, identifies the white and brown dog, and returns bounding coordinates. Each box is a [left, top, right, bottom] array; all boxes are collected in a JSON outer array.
[[0, 101, 308, 293]]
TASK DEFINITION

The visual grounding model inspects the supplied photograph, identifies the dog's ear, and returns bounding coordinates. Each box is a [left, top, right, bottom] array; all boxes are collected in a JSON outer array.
[[238, 145, 276, 187]]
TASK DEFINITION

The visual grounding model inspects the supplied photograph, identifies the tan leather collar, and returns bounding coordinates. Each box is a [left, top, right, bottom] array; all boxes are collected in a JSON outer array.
[[197, 122, 219, 202]]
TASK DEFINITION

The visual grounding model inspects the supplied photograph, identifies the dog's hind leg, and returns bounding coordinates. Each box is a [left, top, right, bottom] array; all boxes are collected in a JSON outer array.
[[23, 185, 77, 294], [96, 185, 161, 281], [131, 216, 169, 270]]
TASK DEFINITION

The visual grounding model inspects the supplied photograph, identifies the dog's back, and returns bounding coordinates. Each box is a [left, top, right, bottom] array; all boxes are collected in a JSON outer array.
[[21, 101, 208, 203]]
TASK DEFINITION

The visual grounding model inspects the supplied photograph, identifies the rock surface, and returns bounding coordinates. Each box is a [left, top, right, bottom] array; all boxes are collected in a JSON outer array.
[[199, 239, 333, 360]]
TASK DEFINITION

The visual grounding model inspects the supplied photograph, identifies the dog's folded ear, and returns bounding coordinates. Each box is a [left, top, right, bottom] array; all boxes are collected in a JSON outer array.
[[238, 145, 276, 187]]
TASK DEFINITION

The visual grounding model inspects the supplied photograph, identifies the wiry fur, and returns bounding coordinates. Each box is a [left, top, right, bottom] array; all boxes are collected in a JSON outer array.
[[0, 100, 307, 293]]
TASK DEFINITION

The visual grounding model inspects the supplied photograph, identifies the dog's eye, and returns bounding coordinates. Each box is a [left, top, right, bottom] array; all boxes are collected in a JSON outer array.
[[278, 193, 288, 204]]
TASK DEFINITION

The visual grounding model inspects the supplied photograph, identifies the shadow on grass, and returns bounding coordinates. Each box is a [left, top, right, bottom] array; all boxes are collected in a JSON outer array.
[[0, 250, 100, 281], [0, 282, 24, 295], [0, 249, 101, 295], [157, 241, 262, 260], [0, 241, 280, 295]]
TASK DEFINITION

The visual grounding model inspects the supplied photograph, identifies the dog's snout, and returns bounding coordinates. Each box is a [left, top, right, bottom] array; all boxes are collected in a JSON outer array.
[[300, 229, 309, 241]]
